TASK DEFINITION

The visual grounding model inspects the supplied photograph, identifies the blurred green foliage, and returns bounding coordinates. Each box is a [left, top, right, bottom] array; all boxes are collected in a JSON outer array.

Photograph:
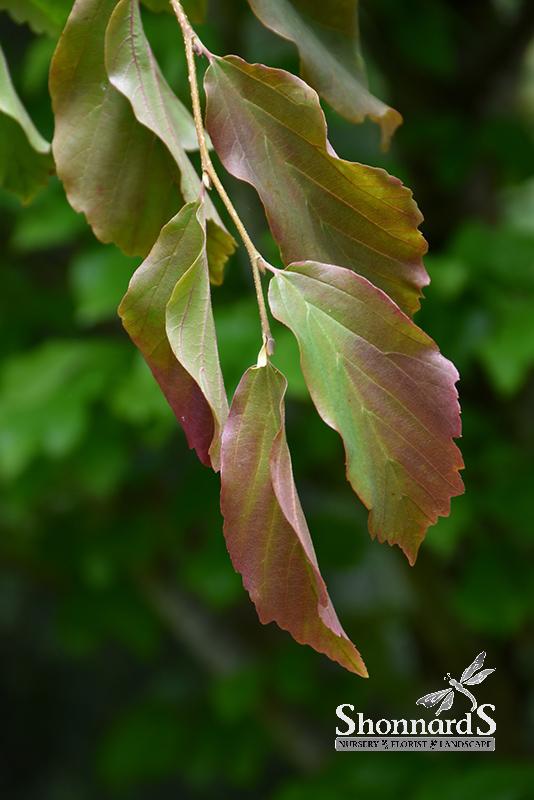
[[1, 0, 534, 798]]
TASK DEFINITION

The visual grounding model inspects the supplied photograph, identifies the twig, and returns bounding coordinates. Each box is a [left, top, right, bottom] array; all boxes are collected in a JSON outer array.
[[170, 0, 275, 358]]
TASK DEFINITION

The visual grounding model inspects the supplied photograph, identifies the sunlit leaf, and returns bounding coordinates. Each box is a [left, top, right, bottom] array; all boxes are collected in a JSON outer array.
[[0, 0, 71, 36], [205, 56, 427, 316], [119, 200, 227, 469], [105, 0, 235, 282], [268, 261, 464, 564], [246, 0, 401, 148], [0, 45, 52, 202], [220, 363, 367, 675], [50, 0, 183, 257]]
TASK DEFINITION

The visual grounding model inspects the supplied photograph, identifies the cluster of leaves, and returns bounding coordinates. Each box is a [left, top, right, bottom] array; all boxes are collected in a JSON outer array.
[[0, 0, 467, 674], [1, 0, 534, 796]]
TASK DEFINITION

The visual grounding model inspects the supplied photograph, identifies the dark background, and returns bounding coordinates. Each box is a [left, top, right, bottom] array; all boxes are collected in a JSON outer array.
[[1, 0, 534, 797]]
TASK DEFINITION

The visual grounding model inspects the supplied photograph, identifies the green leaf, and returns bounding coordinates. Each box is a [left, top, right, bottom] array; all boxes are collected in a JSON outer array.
[[205, 55, 427, 317], [106, 0, 197, 151], [0, 46, 52, 202], [268, 261, 464, 564], [0, 0, 71, 36], [246, 0, 401, 148], [0, 339, 124, 479], [220, 363, 367, 675], [50, 0, 183, 257], [477, 296, 534, 395], [119, 200, 228, 470], [105, 0, 235, 282]]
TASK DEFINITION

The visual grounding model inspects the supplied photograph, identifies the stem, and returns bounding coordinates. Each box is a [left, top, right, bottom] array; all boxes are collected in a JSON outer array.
[[170, 0, 274, 357]]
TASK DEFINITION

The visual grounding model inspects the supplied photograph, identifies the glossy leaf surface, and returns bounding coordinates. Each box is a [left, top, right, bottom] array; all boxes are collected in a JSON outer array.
[[50, 0, 184, 257], [269, 261, 464, 564], [105, 0, 235, 282], [221, 364, 367, 675], [246, 0, 401, 147], [0, 46, 52, 202], [119, 201, 227, 469], [205, 56, 427, 316]]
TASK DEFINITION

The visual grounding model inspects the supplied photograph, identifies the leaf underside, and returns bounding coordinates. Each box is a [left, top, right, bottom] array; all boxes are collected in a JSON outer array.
[[205, 55, 427, 317], [269, 261, 464, 564], [220, 363, 367, 676], [246, 0, 402, 148], [119, 200, 227, 469]]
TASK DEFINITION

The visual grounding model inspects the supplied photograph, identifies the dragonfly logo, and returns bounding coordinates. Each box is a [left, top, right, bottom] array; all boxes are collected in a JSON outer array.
[[335, 651, 497, 752], [416, 651, 495, 716]]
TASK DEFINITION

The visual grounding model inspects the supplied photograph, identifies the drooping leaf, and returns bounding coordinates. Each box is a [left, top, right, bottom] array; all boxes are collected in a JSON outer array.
[[220, 363, 367, 675], [268, 261, 464, 564], [50, 0, 183, 257], [118, 200, 227, 469], [106, 0, 197, 152], [205, 56, 427, 317], [105, 0, 235, 282], [0, 46, 52, 202], [0, 0, 71, 36], [165, 205, 228, 469], [246, 0, 401, 148]]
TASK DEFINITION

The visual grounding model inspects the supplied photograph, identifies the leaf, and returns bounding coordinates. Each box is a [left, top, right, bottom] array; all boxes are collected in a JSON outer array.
[[220, 363, 367, 676], [0, 339, 124, 479], [0, 46, 52, 202], [246, 0, 401, 148], [105, 0, 235, 282], [106, 0, 197, 152], [118, 200, 227, 470], [50, 0, 183, 258], [268, 261, 464, 564], [205, 56, 427, 317], [0, 0, 71, 36]]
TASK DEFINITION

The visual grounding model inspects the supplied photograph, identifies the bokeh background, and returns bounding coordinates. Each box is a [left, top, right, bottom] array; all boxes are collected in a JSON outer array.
[[1, 0, 534, 797]]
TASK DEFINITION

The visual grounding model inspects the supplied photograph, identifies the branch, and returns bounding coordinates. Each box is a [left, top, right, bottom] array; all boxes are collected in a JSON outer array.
[[170, 0, 275, 359]]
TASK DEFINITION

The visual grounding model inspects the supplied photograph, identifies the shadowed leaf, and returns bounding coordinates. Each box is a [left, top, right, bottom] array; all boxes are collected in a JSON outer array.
[[220, 363, 367, 675], [205, 56, 427, 316], [50, 0, 184, 257], [105, 0, 235, 282], [0, 46, 52, 202], [246, 0, 401, 148], [268, 261, 464, 563], [119, 200, 227, 469]]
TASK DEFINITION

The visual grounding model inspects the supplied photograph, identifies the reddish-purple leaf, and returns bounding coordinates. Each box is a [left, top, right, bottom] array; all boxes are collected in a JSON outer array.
[[205, 55, 427, 317], [220, 363, 367, 675], [119, 201, 227, 469], [268, 261, 464, 563]]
